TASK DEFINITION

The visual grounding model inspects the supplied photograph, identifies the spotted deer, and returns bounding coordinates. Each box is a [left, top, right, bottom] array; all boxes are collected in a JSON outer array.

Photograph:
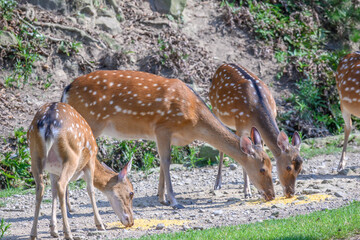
[[28, 102, 134, 240], [209, 64, 303, 198], [336, 51, 360, 171], [61, 70, 275, 209]]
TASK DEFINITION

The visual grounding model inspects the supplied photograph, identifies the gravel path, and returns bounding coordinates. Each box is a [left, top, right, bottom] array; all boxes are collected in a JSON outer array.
[[1, 150, 360, 239]]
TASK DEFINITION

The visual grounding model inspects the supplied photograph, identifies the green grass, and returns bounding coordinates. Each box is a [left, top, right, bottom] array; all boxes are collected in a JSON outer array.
[[131, 201, 360, 240], [0, 187, 34, 198]]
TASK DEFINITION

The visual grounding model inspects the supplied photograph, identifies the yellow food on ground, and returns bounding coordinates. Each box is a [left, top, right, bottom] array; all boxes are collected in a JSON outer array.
[[106, 219, 190, 230], [246, 194, 331, 206]]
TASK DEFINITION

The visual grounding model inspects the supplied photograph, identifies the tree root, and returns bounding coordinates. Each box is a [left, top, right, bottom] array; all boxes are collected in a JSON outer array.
[[31, 21, 106, 48]]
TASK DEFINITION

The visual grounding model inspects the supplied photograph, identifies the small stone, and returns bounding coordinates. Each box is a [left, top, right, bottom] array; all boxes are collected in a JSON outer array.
[[302, 189, 321, 194], [229, 163, 237, 170], [271, 211, 280, 217], [87, 231, 104, 236], [183, 225, 190, 231], [198, 209, 205, 213], [297, 195, 310, 200], [212, 210, 223, 216], [260, 207, 270, 211], [321, 180, 331, 184], [338, 168, 356, 176], [193, 226, 204, 230], [334, 192, 345, 198], [156, 223, 165, 230]]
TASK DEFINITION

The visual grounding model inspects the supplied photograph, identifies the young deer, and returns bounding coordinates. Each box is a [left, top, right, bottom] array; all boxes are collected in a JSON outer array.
[[209, 64, 303, 198], [28, 102, 134, 240], [336, 51, 360, 171], [61, 70, 275, 209]]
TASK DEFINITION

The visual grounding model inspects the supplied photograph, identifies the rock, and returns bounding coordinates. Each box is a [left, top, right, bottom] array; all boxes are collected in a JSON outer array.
[[183, 225, 190, 231], [80, 6, 96, 17], [212, 210, 223, 216], [302, 189, 321, 194], [95, 17, 122, 34], [153, 0, 187, 17], [0, 31, 17, 47], [198, 143, 219, 163], [296, 195, 310, 200], [338, 168, 356, 176], [193, 226, 204, 230], [28, 0, 67, 12], [229, 163, 237, 170], [156, 223, 165, 230], [334, 192, 345, 198], [321, 179, 331, 184], [87, 231, 104, 236], [260, 207, 270, 211], [271, 211, 280, 217]]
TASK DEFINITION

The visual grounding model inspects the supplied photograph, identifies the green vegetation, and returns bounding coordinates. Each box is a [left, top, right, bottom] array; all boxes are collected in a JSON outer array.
[[0, 218, 11, 238], [0, 0, 46, 88], [221, 0, 360, 136], [0, 0, 84, 88], [57, 41, 82, 56], [96, 138, 205, 173], [132, 201, 360, 240], [0, 128, 33, 189]]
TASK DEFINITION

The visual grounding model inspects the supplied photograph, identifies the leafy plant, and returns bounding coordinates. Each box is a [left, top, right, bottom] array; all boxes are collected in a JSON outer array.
[[0, 128, 33, 189], [221, 0, 360, 136], [0, 218, 11, 238], [58, 41, 82, 56], [0, 0, 17, 20]]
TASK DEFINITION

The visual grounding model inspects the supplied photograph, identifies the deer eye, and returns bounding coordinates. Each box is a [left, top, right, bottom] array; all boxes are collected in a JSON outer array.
[[286, 166, 292, 171], [130, 192, 134, 198], [260, 168, 265, 174]]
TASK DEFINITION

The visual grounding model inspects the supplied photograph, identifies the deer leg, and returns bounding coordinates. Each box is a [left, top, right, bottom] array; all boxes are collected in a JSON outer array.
[[338, 110, 352, 172], [83, 167, 105, 230], [57, 159, 78, 240], [156, 130, 184, 209], [30, 158, 45, 240], [50, 174, 59, 238], [243, 168, 252, 198], [214, 152, 224, 190], [66, 186, 75, 213], [158, 164, 169, 205]]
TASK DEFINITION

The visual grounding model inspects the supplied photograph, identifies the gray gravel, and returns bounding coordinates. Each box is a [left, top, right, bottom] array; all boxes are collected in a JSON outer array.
[[1, 150, 360, 239]]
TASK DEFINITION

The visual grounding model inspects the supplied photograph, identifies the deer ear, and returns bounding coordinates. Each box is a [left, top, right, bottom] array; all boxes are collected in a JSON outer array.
[[250, 127, 263, 147], [277, 131, 289, 152], [118, 159, 133, 181], [240, 136, 254, 156], [292, 131, 301, 150], [101, 162, 116, 173]]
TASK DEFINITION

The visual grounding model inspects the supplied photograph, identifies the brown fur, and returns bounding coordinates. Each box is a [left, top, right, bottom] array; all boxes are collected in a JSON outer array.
[[336, 52, 360, 171], [62, 70, 275, 208], [28, 103, 134, 240], [210, 64, 302, 198]]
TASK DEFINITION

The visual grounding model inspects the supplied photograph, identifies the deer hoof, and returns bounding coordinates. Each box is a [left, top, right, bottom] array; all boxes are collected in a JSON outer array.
[[160, 200, 170, 206], [50, 231, 59, 238], [214, 184, 222, 190], [96, 224, 106, 231], [172, 204, 185, 209]]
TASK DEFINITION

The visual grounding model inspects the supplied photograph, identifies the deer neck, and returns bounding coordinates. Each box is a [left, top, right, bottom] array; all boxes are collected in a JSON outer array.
[[93, 159, 117, 192], [254, 107, 281, 158], [196, 107, 247, 166]]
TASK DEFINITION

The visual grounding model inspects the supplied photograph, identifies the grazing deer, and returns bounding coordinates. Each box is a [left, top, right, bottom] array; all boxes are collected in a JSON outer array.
[[209, 63, 303, 198], [336, 51, 360, 171], [61, 70, 275, 209], [28, 102, 134, 240]]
